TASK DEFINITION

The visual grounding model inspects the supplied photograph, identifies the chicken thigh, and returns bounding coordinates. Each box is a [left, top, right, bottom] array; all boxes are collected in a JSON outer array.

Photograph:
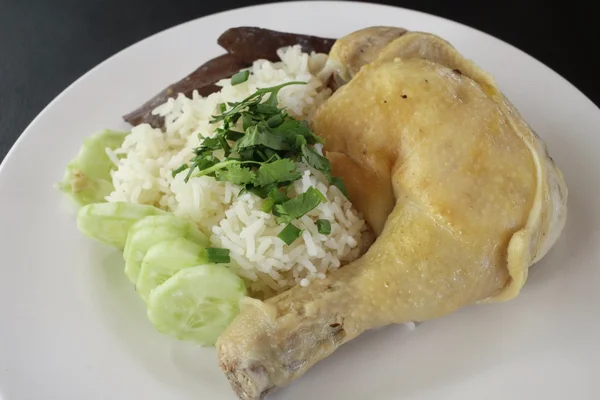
[[215, 28, 568, 400]]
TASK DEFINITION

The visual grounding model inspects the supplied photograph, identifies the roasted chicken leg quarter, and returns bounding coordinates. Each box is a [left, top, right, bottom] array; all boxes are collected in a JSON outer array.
[[216, 27, 568, 400]]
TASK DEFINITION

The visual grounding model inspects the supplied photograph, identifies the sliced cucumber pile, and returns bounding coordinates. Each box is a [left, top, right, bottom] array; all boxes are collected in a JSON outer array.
[[58, 129, 128, 207], [65, 129, 245, 347], [119, 213, 243, 346], [123, 215, 209, 284], [136, 237, 208, 302], [77, 204, 245, 346]]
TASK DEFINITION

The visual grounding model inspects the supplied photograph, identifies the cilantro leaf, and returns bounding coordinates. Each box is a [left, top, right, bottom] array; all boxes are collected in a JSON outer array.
[[301, 144, 331, 175], [272, 119, 323, 145], [238, 148, 256, 161], [268, 187, 289, 204], [261, 148, 279, 162], [233, 125, 292, 152], [193, 159, 262, 180], [271, 119, 308, 136], [274, 187, 327, 224], [242, 113, 254, 130], [214, 164, 256, 185], [294, 135, 307, 148], [299, 145, 349, 198], [255, 159, 301, 187], [262, 187, 290, 213], [225, 130, 245, 141], [196, 136, 221, 152], [246, 183, 277, 199], [210, 81, 306, 125]]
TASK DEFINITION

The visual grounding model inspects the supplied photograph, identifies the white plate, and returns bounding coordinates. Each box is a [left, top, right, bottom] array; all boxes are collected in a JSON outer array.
[[1, 2, 598, 399]]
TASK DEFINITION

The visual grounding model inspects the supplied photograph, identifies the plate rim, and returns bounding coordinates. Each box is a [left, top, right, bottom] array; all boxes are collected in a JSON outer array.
[[1, 2, 598, 399]]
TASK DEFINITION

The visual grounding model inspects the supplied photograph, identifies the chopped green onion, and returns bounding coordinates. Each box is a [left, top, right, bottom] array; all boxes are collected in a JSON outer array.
[[172, 164, 188, 178], [219, 103, 226, 113], [206, 247, 231, 264], [262, 198, 275, 213], [231, 70, 250, 86], [278, 223, 302, 245], [316, 219, 331, 235]]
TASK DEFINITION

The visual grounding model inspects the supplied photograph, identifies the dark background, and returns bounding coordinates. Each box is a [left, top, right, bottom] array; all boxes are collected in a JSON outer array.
[[0, 0, 596, 162]]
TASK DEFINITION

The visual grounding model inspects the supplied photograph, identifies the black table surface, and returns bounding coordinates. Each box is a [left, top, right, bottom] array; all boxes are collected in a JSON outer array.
[[0, 0, 597, 163]]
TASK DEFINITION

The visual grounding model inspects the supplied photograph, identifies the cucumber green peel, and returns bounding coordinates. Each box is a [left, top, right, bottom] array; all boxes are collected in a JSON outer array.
[[59, 129, 127, 207]]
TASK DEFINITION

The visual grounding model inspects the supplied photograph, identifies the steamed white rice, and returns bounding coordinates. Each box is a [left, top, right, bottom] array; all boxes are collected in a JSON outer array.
[[105, 45, 368, 296]]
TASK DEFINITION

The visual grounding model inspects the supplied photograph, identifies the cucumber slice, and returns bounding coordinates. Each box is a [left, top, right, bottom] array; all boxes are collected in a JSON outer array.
[[127, 215, 209, 246], [137, 238, 208, 302], [123, 215, 209, 284], [77, 202, 166, 248], [59, 129, 128, 207], [147, 264, 247, 346]]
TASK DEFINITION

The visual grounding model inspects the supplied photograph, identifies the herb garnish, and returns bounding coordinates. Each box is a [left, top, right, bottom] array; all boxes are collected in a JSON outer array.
[[173, 80, 347, 243], [274, 187, 326, 224], [206, 247, 231, 264], [278, 223, 303, 245], [316, 219, 331, 235], [230, 70, 250, 86]]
